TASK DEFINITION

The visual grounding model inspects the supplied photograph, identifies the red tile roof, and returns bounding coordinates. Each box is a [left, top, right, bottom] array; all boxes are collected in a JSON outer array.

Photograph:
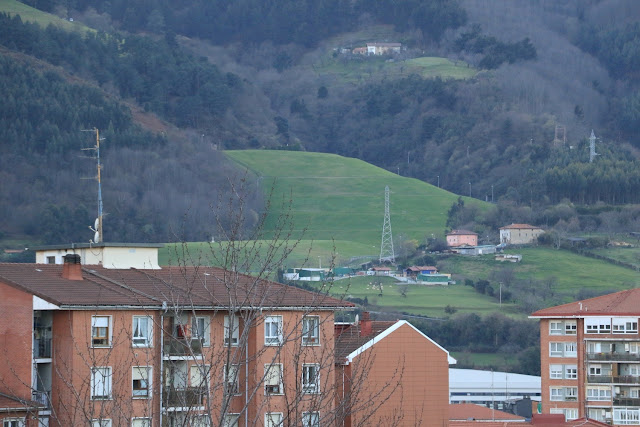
[[0, 263, 353, 310], [334, 320, 396, 363], [450, 403, 525, 421], [530, 288, 640, 317], [500, 224, 542, 230]]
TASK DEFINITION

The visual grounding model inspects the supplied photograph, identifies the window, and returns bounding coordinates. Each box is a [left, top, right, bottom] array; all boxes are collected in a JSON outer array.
[[91, 367, 112, 399], [265, 413, 283, 427], [550, 322, 563, 335], [131, 419, 151, 427], [133, 316, 152, 347], [565, 321, 577, 335], [613, 318, 639, 334], [265, 316, 282, 345], [46, 256, 55, 264], [550, 365, 563, 379], [91, 420, 112, 427], [224, 315, 239, 346], [302, 412, 319, 427], [565, 387, 578, 400], [222, 415, 239, 427], [564, 342, 577, 357], [565, 365, 577, 379], [590, 364, 602, 375], [550, 408, 578, 421], [132, 366, 151, 398], [224, 364, 239, 395], [302, 364, 320, 394], [192, 316, 210, 346], [190, 364, 210, 391], [264, 364, 282, 395], [614, 408, 640, 425], [302, 316, 320, 345], [191, 415, 212, 427], [587, 386, 612, 401], [91, 316, 111, 347], [3, 419, 25, 427], [550, 387, 563, 401], [585, 317, 611, 334]]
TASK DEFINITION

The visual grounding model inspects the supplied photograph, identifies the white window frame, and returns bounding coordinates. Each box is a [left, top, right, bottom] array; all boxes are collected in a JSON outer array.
[[265, 413, 283, 427], [613, 317, 639, 334], [564, 342, 577, 357], [550, 321, 563, 335], [565, 365, 577, 379], [265, 316, 283, 346], [302, 412, 319, 427], [3, 419, 25, 427], [132, 315, 153, 347], [91, 420, 112, 427], [585, 317, 612, 334], [550, 342, 563, 357], [565, 387, 578, 400], [550, 387, 563, 401], [190, 363, 210, 391], [614, 408, 640, 425], [91, 315, 112, 347], [565, 321, 577, 335], [264, 363, 283, 395], [550, 408, 578, 421], [224, 315, 239, 347], [222, 414, 239, 427], [590, 364, 602, 376], [302, 364, 320, 394], [132, 366, 151, 398], [587, 386, 612, 401], [192, 315, 210, 346], [131, 419, 151, 427], [191, 415, 212, 427], [550, 364, 563, 379], [302, 316, 320, 346], [91, 366, 112, 400], [224, 364, 240, 395]]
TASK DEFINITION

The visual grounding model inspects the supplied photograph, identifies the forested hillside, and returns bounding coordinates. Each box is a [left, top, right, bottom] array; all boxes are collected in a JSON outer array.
[[1, 0, 640, 246]]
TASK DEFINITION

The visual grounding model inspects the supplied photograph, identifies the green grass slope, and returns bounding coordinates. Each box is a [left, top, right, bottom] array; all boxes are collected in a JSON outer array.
[[226, 150, 487, 245], [0, 0, 91, 32]]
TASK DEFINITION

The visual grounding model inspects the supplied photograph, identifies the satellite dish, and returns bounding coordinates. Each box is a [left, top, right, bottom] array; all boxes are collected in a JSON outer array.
[[94, 231, 100, 243], [94, 218, 99, 230]]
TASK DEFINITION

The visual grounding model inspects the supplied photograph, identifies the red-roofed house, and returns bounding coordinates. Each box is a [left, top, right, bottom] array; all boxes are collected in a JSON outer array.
[[447, 230, 478, 247], [530, 288, 640, 425], [500, 224, 544, 245], [405, 266, 438, 278], [0, 251, 354, 427], [335, 312, 456, 426]]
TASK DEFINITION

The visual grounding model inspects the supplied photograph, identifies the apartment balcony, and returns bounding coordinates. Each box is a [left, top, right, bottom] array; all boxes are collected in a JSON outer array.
[[587, 352, 640, 362], [162, 387, 204, 408], [614, 397, 640, 406], [33, 338, 51, 359], [31, 390, 50, 408], [163, 338, 202, 357], [588, 375, 640, 384]]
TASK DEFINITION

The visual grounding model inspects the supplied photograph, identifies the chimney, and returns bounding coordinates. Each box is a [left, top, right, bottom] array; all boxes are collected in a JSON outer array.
[[359, 311, 372, 337], [62, 254, 83, 280]]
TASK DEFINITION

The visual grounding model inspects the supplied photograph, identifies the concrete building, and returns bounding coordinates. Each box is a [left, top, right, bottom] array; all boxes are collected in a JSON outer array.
[[335, 313, 456, 426], [499, 224, 544, 245], [447, 230, 479, 248], [530, 288, 640, 425], [449, 369, 541, 410], [32, 243, 164, 269]]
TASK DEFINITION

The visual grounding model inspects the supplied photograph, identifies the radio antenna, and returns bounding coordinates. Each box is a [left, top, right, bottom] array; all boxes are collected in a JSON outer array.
[[81, 128, 104, 243]]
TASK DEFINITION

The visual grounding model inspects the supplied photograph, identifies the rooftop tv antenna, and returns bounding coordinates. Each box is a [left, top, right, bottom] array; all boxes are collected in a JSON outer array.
[[81, 128, 104, 243], [379, 186, 395, 263], [589, 129, 599, 163]]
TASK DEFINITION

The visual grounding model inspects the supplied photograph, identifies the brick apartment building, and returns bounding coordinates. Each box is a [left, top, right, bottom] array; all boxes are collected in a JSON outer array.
[[0, 246, 454, 427], [531, 288, 640, 425]]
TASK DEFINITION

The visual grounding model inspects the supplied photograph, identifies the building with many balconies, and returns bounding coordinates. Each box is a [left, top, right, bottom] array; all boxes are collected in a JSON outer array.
[[530, 289, 640, 425]]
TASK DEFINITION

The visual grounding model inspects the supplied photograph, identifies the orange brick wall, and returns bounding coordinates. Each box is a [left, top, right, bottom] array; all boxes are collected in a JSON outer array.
[[348, 323, 450, 426]]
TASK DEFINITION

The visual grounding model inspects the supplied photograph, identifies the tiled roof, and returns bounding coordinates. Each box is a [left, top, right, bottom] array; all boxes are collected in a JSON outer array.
[[407, 266, 437, 272], [530, 288, 640, 317], [449, 403, 525, 421], [447, 229, 478, 236], [334, 320, 396, 362], [499, 224, 542, 230], [0, 263, 353, 310]]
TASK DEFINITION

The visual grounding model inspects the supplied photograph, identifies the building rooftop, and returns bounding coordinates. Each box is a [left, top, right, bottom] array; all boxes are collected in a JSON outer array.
[[500, 224, 543, 230], [0, 263, 353, 310], [530, 288, 640, 318], [447, 230, 478, 236], [30, 242, 165, 250]]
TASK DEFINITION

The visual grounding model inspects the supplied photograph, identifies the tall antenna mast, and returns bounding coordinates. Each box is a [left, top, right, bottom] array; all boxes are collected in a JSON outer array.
[[82, 128, 104, 243], [379, 186, 395, 263], [589, 129, 599, 163]]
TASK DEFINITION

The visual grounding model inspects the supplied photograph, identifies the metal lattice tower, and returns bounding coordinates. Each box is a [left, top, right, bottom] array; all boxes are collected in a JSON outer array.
[[379, 186, 395, 263], [589, 129, 599, 163]]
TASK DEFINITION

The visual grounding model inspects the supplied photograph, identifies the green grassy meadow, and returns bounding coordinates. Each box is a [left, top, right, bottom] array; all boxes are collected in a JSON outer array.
[[226, 150, 486, 245], [0, 0, 91, 32]]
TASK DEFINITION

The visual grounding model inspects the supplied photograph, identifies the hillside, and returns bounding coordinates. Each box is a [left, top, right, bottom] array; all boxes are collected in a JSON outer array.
[[226, 150, 487, 244]]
